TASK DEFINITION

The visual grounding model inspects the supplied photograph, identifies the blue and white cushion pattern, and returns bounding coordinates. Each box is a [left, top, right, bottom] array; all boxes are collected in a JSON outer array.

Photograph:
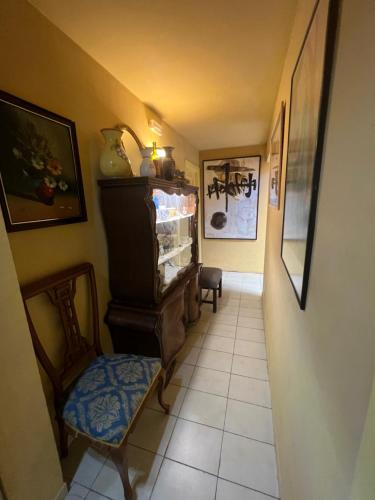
[[63, 354, 161, 446]]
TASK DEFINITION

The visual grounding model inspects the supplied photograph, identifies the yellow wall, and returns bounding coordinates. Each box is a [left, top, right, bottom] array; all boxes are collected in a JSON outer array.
[[349, 379, 375, 500], [263, 0, 375, 499], [0, 0, 198, 497], [0, 211, 63, 500], [199, 145, 268, 273], [0, 0, 198, 347]]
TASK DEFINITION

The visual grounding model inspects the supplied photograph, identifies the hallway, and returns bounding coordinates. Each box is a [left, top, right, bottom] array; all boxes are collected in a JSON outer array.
[[1, 1, 374, 499], [64, 272, 277, 500]]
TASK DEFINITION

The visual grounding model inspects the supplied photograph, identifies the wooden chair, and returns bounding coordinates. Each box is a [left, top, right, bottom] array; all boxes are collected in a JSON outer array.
[[199, 266, 223, 313], [21, 262, 169, 500]]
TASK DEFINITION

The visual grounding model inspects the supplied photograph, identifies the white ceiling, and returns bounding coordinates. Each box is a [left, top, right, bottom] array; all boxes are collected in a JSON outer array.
[[30, 0, 296, 150]]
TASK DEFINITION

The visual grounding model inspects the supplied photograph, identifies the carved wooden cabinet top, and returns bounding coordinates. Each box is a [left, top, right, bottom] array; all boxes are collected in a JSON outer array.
[[98, 176, 198, 194], [98, 176, 199, 307]]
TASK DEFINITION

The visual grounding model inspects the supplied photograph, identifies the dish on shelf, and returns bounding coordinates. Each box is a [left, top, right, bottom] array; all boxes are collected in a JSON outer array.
[[158, 239, 192, 265], [156, 211, 194, 224]]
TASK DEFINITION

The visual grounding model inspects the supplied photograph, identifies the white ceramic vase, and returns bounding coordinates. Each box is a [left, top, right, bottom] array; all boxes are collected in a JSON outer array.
[[100, 128, 133, 177], [140, 147, 156, 177]]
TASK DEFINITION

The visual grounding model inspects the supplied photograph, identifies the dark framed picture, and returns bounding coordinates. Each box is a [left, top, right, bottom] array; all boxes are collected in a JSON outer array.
[[281, 0, 339, 309], [0, 91, 87, 232], [269, 101, 285, 209], [203, 155, 261, 240]]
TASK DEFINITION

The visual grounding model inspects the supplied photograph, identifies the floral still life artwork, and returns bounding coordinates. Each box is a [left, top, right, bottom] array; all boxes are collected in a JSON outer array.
[[0, 91, 87, 231]]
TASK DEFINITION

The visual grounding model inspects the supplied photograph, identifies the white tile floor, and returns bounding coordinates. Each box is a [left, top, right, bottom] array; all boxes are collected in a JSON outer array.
[[64, 272, 279, 500]]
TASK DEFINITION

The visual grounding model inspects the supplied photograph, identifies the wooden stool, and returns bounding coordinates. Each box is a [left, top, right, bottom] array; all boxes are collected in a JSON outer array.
[[200, 267, 223, 313]]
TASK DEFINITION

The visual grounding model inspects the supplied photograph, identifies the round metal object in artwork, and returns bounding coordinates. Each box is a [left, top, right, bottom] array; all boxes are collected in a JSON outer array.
[[210, 211, 227, 230]]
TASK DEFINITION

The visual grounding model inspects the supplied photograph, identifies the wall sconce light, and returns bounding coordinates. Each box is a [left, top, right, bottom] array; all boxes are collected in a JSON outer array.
[[149, 118, 163, 136]]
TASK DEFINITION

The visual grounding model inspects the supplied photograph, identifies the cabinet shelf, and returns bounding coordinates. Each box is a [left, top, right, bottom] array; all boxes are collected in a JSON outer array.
[[98, 176, 199, 301], [156, 212, 194, 224], [158, 241, 192, 265]]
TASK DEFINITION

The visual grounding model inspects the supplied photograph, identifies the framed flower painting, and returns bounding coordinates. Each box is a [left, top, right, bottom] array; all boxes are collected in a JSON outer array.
[[0, 90, 87, 232]]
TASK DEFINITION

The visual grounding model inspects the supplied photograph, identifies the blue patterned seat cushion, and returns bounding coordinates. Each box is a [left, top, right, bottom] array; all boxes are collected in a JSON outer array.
[[63, 354, 161, 446]]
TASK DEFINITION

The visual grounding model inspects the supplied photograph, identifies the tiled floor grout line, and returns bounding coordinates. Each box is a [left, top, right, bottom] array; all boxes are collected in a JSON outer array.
[[146, 454, 281, 500], [163, 411, 282, 444], [84, 486, 112, 500], [74, 475, 112, 500], [207, 325, 265, 334], [193, 286, 241, 500], [149, 343, 202, 500], [233, 337, 266, 345], [209, 325, 265, 334], [178, 358, 269, 380], [217, 476, 280, 500], [195, 363, 268, 381], [68, 446, 109, 497], [148, 454, 166, 498], [149, 333, 215, 499], [85, 484, 112, 500], [172, 363, 272, 408], [212, 277, 244, 498], [237, 325, 265, 332], [214, 327, 234, 499], [180, 377, 272, 408], [202, 346, 267, 362]]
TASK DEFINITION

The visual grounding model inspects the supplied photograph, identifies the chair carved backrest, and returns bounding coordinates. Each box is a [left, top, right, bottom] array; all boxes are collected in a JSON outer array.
[[21, 262, 102, 405]]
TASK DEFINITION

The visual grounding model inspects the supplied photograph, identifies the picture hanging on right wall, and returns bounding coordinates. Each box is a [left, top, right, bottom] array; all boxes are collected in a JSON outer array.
[[269, 101, 285, 209], [281, 0, 340, 310]]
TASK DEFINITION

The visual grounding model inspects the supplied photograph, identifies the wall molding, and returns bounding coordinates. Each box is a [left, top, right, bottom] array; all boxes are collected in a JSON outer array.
[[54, 483, 68, 500]]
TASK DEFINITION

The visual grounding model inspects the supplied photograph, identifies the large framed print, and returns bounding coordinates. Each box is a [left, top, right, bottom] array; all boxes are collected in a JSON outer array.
[[203, 155, 260, 240], [0, 90, 87, 232], [281, 0, 339, 309], [269, 101, 285, 209]]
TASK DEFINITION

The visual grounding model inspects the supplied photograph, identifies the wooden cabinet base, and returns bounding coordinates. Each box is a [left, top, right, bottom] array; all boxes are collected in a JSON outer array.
[[105, 264, 201, 382]]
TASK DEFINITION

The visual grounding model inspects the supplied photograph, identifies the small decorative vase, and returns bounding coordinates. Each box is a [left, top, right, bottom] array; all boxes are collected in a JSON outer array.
[[162, 146, 176, 181], [100, 128, 133, 177], [35, 179, 55, 205], [140, 147, 156, 177]]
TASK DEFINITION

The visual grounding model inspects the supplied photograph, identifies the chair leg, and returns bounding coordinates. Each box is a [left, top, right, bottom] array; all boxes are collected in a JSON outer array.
[[157, 375, 170, 414], [57, 416, 68, 458], [111, 444, 133, 500], [218, 279, 222, 298], [213, 288, 217, 313]]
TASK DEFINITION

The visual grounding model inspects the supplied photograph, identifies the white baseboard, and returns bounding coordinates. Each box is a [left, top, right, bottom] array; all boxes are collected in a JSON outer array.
[[54, 482, 68, 500]]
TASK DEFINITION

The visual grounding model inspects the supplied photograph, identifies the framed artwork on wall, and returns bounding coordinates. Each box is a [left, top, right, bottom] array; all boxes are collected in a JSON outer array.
[[203, 155, 260, 240], [0, 90, 87, 232], [281, 0, 339, 309], [269, 101, 285, 209]]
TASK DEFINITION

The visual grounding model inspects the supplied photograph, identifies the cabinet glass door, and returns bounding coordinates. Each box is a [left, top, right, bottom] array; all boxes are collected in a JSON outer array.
[[152, 188, 196, 292]]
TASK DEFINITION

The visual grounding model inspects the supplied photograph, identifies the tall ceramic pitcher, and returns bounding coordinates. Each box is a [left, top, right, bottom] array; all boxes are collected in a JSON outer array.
[[100, 128, 133, 177]]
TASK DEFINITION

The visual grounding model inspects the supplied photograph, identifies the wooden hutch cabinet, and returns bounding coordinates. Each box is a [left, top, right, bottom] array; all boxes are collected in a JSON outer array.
[[98, 177, 201, 380]]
